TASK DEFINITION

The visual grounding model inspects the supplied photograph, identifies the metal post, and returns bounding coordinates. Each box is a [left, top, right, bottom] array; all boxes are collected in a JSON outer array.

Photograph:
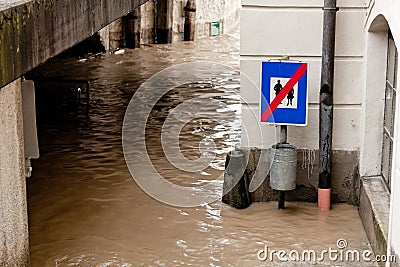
[[278, 191, 285, 209], [280, 125, 287, 144], [319, 0, 337, 208], [278, 125, 287, 209]]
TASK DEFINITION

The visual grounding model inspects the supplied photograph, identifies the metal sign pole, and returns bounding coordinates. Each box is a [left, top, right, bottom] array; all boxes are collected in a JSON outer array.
[[278, 125, 288, 209], [280, 125, 287, 144], [261, 56, 304, 210]]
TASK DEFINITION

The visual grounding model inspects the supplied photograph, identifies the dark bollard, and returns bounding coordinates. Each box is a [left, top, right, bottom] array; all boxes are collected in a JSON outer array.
[[222, 149, 252, 209], [125, 8, 141, 49], [184, 0, 196, 41]]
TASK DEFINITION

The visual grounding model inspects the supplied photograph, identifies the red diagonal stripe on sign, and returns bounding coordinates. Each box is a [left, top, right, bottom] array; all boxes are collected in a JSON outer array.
[[261, 63, 307, 122]]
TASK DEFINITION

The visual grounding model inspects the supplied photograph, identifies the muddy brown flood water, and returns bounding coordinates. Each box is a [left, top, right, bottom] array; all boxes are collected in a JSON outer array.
[[27, 29, 375, 266]]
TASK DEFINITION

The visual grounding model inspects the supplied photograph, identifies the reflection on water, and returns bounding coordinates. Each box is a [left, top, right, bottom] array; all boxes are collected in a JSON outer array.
[[27, 29, 373, 266]]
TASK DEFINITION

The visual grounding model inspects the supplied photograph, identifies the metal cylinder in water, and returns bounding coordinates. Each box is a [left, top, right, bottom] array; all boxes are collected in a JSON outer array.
[[270, 144, 297, 191]]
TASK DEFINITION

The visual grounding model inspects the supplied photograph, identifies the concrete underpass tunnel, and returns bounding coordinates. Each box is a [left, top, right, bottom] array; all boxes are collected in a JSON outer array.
[[0, 0, 245, 264]]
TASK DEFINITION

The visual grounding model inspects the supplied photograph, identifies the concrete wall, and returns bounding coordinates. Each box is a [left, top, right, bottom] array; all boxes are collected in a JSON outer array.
[[171, 0, 185, 41], [0, 79, 29, 266], [0, 0, 148, 88], [191, 0, 241, 40], [141, 0, 155, 44], [140, 0, 241, 44], [98, 18, 125, 51]]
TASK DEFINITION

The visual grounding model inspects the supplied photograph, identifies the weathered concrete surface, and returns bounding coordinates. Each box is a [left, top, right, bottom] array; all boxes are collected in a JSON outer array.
[[359, 176, 390, 266], [139, 0, 241, 44], [98, 18, 124, 51], [140, 0, 155, 44], [179, 0, 241, 40], [0, 0, 149, 88], [194, 0, 241, 38], [0, 79, 29, 266], [227, 148, 360, 205]]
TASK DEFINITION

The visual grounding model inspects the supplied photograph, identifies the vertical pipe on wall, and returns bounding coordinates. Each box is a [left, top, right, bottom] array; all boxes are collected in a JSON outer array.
[[318, 0, 338, 211]]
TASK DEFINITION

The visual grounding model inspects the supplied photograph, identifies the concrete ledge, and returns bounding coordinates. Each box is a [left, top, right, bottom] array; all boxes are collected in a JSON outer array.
[[359, 176, 390, 266], [0, 0, 149, 88]]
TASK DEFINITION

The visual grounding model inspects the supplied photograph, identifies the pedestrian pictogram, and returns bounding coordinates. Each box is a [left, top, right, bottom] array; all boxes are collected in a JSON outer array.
[[260, 61, 308, 125]]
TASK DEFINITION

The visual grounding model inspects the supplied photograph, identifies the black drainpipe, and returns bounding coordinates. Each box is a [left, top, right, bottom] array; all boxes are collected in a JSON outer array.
[[318, 0, 338, 209]]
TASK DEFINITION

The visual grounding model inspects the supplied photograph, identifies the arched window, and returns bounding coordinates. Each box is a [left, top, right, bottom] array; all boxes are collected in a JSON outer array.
[[382, 31, 398, 191]]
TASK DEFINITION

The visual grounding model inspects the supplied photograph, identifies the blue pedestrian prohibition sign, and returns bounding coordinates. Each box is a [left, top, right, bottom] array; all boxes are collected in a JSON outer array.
[[260, 61, 308, 126]]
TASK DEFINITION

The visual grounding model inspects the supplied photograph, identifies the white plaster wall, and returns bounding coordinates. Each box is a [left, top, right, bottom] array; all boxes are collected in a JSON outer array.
[[353, 0, 400, 262], [172, 0, 241, 42], [359, 30, 387, 178], [240, 0, 367, 149], [195, 0, 241, 37]]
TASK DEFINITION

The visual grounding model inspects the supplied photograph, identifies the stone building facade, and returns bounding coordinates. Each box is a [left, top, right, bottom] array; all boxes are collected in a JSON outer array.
[[240, 0, 400, 264]]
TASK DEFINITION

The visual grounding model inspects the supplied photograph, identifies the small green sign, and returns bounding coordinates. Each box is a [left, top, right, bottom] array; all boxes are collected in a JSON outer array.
[[210, 21, 221, 37]]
